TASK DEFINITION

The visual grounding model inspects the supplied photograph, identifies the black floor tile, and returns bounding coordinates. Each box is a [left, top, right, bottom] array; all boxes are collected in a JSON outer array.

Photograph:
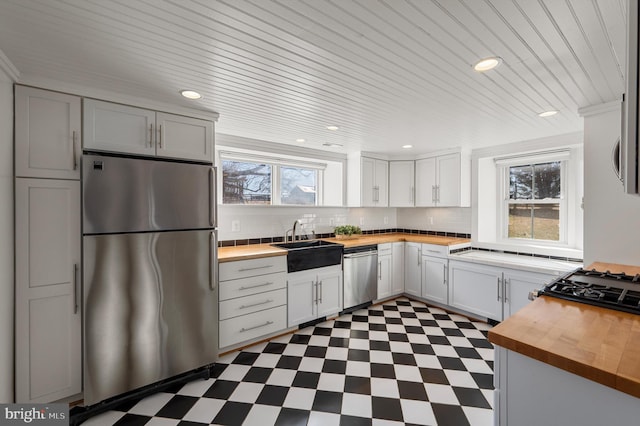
[[339, 414, 373, 426], [232, 351, 260, 365], [304, 345, 327, 358], [385, 317, 403, 325], [453, 386, 492, 409], [155, 395, 198, 419], [350, 330, 369, 339], [291, 371, 320, 389], [212, 401, 252, 426], [368, 310, 384, 317], [243, 366, 272, 383], [255, 384, 289, 406], [344, 376, 371, 394], [329, 337, 350, 347], [382, 305, 399, 311], [443, 328, 465, 337], [289, 334, 311, 345], [369, 340, 391, 351], [469, 337, 494, 349], [471, 372, 495, 390], [397, 300, 412, 306], [113, 414, 151, 426], [431, 403, 471, 426], [312, 390, 343, 413], [454, 346, 482, 359], [323, 359, 347, 374], [263, 342, 287, 354], [392, 352, 416, 366], [371, 396, 403, 422], [313, 327, 332, 336], [368, 323, 387, 331], [404, 325, 424, 334], [455, 321, 477, 329], [203, 380, 238, 399], [433, 314, 451, 320], [334, 320, 352, 329], [428, 335, 450, 345], [397, 380, 428, 400], [400, 311, 417, 318], [352, 315, 368, 322], [370, 363, 396, 379], [413, 307, 430, 313], [420, 319, 438, 327], [177, 421, 208, 426], [438, 356, 467, 371], [410, 343, 435, 355], [420, 367, 450, 385], [209, 363, 227, 378], [347, 349, 370, 362], [275, 355, 302, 370], [388, 332, 410, 342], [275, 407, 310, 426]]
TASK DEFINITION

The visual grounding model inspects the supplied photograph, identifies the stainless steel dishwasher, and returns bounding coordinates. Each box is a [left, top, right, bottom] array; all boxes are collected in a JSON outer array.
[[343, 244, 378, 311]]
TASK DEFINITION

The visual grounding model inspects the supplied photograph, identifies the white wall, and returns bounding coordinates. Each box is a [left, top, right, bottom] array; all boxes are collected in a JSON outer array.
[[397, 207, 471, 235], [583, 105, 640, 265], [0, 70, 14, 402]]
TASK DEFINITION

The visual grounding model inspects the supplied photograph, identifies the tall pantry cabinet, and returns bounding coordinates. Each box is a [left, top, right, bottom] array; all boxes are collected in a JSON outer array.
[[14, 86, 82, 403]]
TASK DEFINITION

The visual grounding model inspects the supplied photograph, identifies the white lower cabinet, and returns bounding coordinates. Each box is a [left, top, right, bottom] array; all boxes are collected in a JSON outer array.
[[218, 256, 287, 349], [422, 255, 448, 304], [377, 244, 393, 300], [448, 260, 554, 321], [404, 242, 422, 297], [15, 178, 82, 403], [288, 265, 342, 327]]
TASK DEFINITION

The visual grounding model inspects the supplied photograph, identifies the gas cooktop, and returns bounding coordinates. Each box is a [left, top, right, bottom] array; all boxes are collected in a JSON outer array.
[[536, 268, 640, 315]]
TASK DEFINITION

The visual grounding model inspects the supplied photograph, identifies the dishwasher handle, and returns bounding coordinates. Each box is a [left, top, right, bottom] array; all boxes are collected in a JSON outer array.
[[344, 251, 378, 259]]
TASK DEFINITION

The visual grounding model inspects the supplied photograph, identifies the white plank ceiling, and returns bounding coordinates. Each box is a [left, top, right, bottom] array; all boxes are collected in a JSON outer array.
[[0, 0, 627, 155]]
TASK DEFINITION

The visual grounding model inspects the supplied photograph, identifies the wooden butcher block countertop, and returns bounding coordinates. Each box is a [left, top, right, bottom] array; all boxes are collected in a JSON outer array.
[[218, 233, 470, 262], [488, 262, 640, 398]]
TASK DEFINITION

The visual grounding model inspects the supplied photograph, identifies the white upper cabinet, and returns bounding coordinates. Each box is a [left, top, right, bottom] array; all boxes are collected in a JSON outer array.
[[15, 86, 81, 179], [415, 152, 470, 207], [389, 160, 415, 207], [348, 154, 388, 207], [84, 99, 214, 162]]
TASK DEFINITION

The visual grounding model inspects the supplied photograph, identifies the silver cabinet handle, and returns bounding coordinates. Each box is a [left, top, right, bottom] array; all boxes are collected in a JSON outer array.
[[73, 263, 79, 314], [313, 280, 318, 304], [418, 248, 422, 266], [443, 264, 447, 285], [319, 280, 323, 303], [432, 185, 435, 203], [72, 131, 78, 170], [239, 299, 273, 310], [410, 186, 414, 203], [378, 261, 382, 280], [210, 232, 217, 291], [238, 265, 273, 272], [425, 249, 440, 254], [437, 185, 441, 203], [149, 124, 154, 148], [158, 124, 163, 148], [239, 282, 273, 291], [497, 277, 501, 301], [240, 321, 274, 333], [504, 278, 510, 302]]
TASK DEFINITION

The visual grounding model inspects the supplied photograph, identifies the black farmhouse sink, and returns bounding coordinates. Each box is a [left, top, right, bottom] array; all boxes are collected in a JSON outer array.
[[272, 240, 344, 272]]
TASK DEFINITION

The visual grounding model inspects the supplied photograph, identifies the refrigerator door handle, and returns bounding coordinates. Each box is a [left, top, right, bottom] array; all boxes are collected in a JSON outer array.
[[210, 167, 217, 227], [210, 231, 218, 291]]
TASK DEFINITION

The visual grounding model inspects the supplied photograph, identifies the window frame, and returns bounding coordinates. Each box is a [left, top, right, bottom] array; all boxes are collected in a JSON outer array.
[[497, 152, 569, 247], [219, 151, 326, 206]]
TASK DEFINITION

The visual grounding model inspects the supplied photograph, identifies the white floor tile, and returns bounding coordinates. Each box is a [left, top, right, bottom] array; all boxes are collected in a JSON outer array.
[[346, 360, 371, 377], [370, 350, 394, 364], [481, 389, 495, 409], [400, 399, 437, 425], [448, 336, 474, 347], [145, 418, 180, 426], [444, 370, 478, 388], [299, 357, 324, 372], [325, 347, 349, 360], [218, 364, 251, 381], [330, 328, 351, 338], [283, 387, 316, 410], [266, 368, 297, 387], [386, 324, 406, 333], [401, 318, 422, 326], [462, 358, 494, 374], [368, 330, 389, 341], [463, 406, 495, 426], [317, 372, 346, 392], [217, 351, 240, 364], [407, 334, 430, 344], [253, 353, 281, 368], [177, 378, 215, 397], [393, 365, 422, 382], [383, 311, 402, 318], [368, 315, 386, 324], [428, 307, 447, 314], [242, 404, 281, 426], [372, 418, 404, 425], [477, 348, 495, 361], [182, 398, 225, 423], [128, 392, 174, 416], [349, 338, 370, 350], [424, 383, 460, 405], [371, 377, 400, 398], [461, 329, 488, 339], [308, 335, 330, 346], [228, 382, 264, 403], [473, 322, 493, 331], [282, 343, 307, 356], [432, 344, 458, 357], [307, 411, 341, 426], [341, 393, 372, 418], [389, 341, 413, 353], [436, 320, 458, 328], [414, 354, 441, 369], [243, 341, 268, 353], [351, 321, 369, 331], [423, 326, 445, 336]]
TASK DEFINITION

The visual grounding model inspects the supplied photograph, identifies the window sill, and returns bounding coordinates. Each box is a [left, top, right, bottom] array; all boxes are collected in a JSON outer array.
[[471, 241, 583, 261]]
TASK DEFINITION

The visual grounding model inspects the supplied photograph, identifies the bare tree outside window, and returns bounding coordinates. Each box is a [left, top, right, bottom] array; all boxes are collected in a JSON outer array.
[[508, 161, 561, 241], [222, 160, 272, 204]]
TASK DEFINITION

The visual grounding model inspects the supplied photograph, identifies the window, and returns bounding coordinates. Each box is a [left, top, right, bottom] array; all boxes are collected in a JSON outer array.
[[507, 162, 562, 240], [497, 150, 570, 245], [220, 152, 327, 205]]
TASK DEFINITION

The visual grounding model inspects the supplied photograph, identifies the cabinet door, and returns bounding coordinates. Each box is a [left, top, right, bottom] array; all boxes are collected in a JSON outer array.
[[415, 157, 436, 207], [15, 86, 81, 179], [448, 260, 503, 321], [156, 112, 214, 162], [389, 161, 414, 207], [404, 243, 422, 297], [316, 267, 342, 318], [391, 242, 405, 295], [361, 157, 376, 206], [15, 178, 81, 402], [436, 153, 461, 207], [287, 271, 317, 327], [503, 269, 553, 318], [422, 256, 448, 304], [377, 254, 393, 299], [84, 99, 156, 156], [374, 159, 389, 206]]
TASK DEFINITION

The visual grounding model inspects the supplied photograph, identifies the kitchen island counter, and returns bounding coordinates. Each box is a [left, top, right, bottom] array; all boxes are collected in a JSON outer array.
[[488, 261, 640, 398]]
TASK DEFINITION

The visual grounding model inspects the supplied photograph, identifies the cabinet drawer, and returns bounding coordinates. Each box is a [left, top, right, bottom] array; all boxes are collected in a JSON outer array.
[[378, 243, 392, 254], [219, 256, 286, 281], [219, 305, 287, 348], [219, 271, 286, 301], [421, 243, 448, 258], [220, 288, 286, 320]]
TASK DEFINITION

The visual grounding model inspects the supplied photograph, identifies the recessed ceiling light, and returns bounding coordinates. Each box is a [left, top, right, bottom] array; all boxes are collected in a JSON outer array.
[[326, 125, 339, 131], [296, 138, 305, 143], [473, 57, 502, 72], [180, 90, 202, 100], [322, 142, 343, 147], [538, 110, 558, 117], [402, 144, 413, 149]]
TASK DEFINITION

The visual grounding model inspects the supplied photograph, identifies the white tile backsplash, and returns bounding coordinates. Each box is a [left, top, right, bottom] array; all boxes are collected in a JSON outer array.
[[396, 207, 471, 234]]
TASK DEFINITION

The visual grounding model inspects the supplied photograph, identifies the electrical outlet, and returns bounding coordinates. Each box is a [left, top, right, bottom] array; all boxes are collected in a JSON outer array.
[[359, 217, 364, 225], [383, 216, 389, 225], [428, 217, 434, 225], [329, 218, 334, 226], [231, 220, 241, 232]]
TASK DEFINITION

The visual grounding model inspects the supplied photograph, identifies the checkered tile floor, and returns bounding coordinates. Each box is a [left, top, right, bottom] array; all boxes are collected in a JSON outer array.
[[84, 298, 494, 426]]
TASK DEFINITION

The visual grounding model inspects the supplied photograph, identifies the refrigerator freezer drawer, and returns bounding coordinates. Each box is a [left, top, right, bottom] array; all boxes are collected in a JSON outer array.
[[219, 305, 287, 349]]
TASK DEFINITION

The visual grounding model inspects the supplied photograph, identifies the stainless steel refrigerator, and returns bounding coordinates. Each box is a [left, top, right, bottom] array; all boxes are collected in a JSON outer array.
[[82, 153, 218, 405]]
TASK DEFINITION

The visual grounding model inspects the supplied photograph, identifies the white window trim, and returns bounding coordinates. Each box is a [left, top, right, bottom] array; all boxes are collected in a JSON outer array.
[[496, 158, 568, 246]]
